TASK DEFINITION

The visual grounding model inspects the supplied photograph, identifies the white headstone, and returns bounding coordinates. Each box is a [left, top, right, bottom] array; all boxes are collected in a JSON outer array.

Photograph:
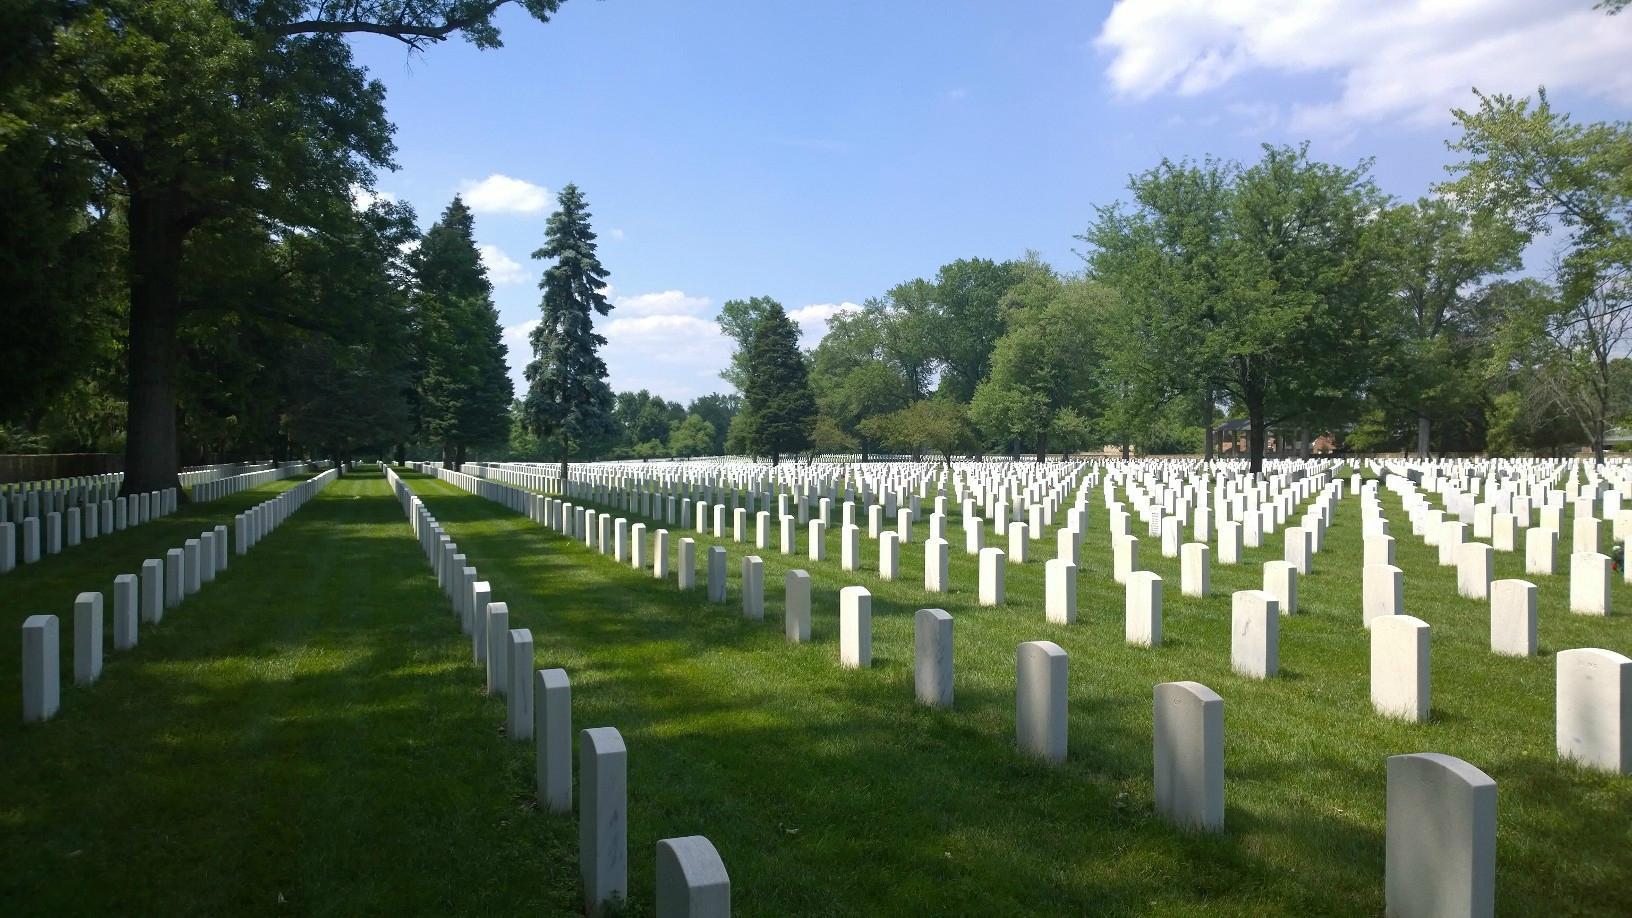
[[1569, 551, 1610, 615], [22, 614, 60, 722], [1364, 563, 1402, 629], [1153, 681, 1224, 832], [925, 537, 949, 593], [1456, 542, 1493, 600], [979, 547, 1006, 606], [113, 574, 139, 650], [655, 835, 730, 918], [1045, 558, 1077, 624], [1181, 542, 1210, 597], [1489, 579, 1536, 657], [1016, 640, 1068, 764], [506, 629, 533, 739], [840, 586, 872, 668], [1556, 647, 1630, 774], [535, 668, 572, 813], [741, 555, 764, 619], [580, 726, 628, 915], [784, 570, 811, 643], [1231, 590, 1279, 679], [1372, 615, 1430, 722], [914, 608, 954, 708], [1126, 571, 1163, 647], [1385, 753, 1496, 918], [1262, 560, 1298, 617]]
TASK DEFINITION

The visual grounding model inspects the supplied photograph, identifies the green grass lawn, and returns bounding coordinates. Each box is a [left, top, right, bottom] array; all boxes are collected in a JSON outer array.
[[401, 465, 1629, 915], [0, 468, 584, 915], [0, 474, 317, 720], [3, 465, 1627, 915]]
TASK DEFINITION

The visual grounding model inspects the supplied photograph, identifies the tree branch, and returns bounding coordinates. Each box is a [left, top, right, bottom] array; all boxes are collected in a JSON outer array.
[[269, 1, 510, 44]]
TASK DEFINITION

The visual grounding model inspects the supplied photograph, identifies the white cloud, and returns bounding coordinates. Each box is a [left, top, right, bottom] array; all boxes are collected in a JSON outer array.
[[497, 291, 856, 403], [502, 319, 538, 347], [351, 186, 396, 211], [1095, 0, 1632, 132], [460, 174, 551, 214], [600, 299, 732, 402], [478, 243, 529, 285], [608, 228, 626, 241], [788, 301, 861, 344], [611, 289, 713, 317]]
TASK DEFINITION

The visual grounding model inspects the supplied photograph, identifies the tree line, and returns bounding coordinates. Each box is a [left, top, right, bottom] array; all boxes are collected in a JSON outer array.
[[3, 2, 1629, 486]]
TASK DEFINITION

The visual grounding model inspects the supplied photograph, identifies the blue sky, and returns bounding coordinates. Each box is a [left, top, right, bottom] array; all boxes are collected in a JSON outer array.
[[347, 0, 1632, 404]]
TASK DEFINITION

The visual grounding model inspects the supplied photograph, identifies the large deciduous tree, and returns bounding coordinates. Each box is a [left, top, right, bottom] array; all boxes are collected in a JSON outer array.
[[1084, 146, 1392, 472], [523, 183, 617, 476], [968, 263, 1110, 460], [1441, 89, 1632, 461], [18, 0, 567, 495], [808, 302, 912, 460], [1371, 197, 1523, 456], [927, 258, 1021, 401]]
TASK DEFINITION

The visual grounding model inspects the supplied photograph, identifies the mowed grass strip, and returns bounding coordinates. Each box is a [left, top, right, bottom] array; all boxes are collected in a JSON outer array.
[[0, 469, 583, 915], [0, 475, 317, 721], [410, 467, 1631, 916]]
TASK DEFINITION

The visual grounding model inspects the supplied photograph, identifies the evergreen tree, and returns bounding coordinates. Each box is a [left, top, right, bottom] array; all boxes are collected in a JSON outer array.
[[741, 302, 817, 464], [413, 196, 514, 467], [524, 183, 617, 476]]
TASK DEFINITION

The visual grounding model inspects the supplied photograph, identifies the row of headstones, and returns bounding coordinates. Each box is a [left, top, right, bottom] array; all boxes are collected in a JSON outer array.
[[19, 468, 339, 723], [491, 455, 1337, 508], [1354, 487, 1632, 774], [479, 458, 1103, 532], [1020, 644, 1508, 916], [1, 488, 178, 575], [188, 461, 311, 503], [0, 472, 124, 524], [484, 463, 1318, 674], [522, 458, 1628, 779], [458, 463, 1632, 782], [383, 466, 730, 916], [495, 457, 1320, 558], [437, 464, 1530, 916], [176, 460, 278, 488], [599, 469, 1632, 780]]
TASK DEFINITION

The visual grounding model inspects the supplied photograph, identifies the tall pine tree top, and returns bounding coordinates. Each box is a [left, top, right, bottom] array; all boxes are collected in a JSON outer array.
[[743, 302, 817, 464], [413, 195, 512, 464], [524, 183, 616, 469], [413, 196, 491, 302]]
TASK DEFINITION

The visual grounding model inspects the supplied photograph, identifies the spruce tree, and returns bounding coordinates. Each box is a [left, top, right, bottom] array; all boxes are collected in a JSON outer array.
[[742, 302, 817, 464], [412, 196, 514, 467], [524, 183, 617, 476]]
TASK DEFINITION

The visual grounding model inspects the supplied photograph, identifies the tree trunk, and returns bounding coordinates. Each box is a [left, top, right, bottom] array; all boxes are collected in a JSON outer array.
[[1034, 431, 1048, 462], [454, 443, 467, 470], [1202, 391, 1215, 463], [120, 191, 188, 499], [558, 433, 569, 482], [1247, 400, 1267, 475], [1417, 413, 1431, 459], [771, 451, 780, 466], [1120, 441, 1130, 460]]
